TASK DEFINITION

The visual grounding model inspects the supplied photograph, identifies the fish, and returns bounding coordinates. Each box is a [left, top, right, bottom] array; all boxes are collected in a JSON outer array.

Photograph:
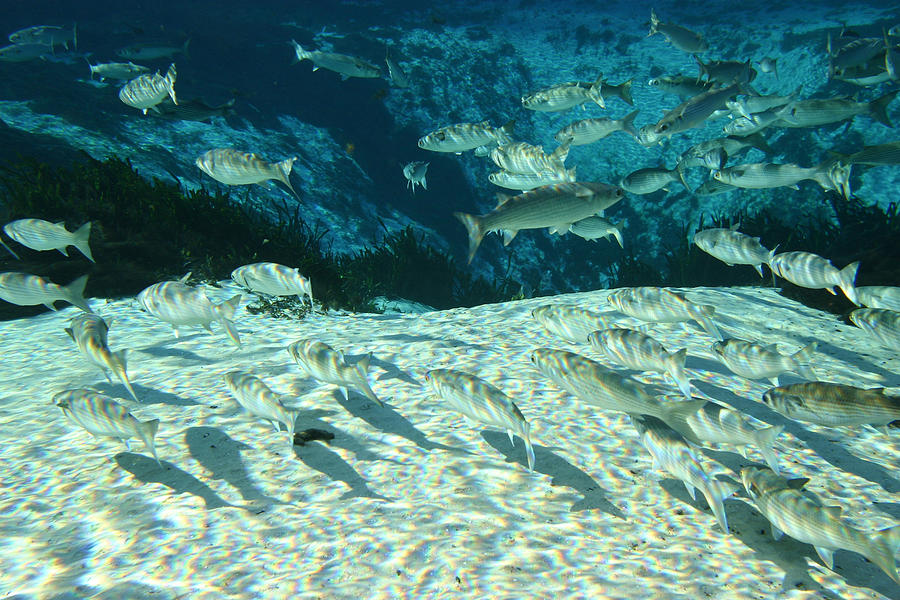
[[763, 382, 900, 431], [647, 75, 714, 99], [521, 77, 605, 111], [117, 40, 190, 61], [886, 28, 899, 80], [722, 108, 783, 137], [0, 272, 91, 312], [137, 277, 242, 347], [529, 347, 668, 418], [619, 166, 689, 195], [87, 60, 149, 81], [148, 97, 235, 123], [742, 466, 900, 584], [756, 57, 778, 78], [490, 142, 570, 174], [774, 91, 897, 128], [402, 161, 429, 193], [568, 216, 623, 247], [9, 24, 76, 50], [2, 218, 93, 261], [531, 304, 623, 344], [454, 182, 624, 263], [677, 147, 727, 172], [231, 262, 313, 308], [488, 167, 576, 191], [66, 313, 138, 402], [223, 372, 298, 442], [832, 61, 892, 87], [636, 124, 666, 147], [632, 414, 735, 532], [55, 389, 159, 464], [693, 178, 738, 196], [711, 338, 817, 385], [654, 82, 745, 137], [588, 328, 692, 398], [600, 78, 634, 106], [384, 46, 408, 88], [0, 43, 51, 62], [855, 286, 900, 311], [694, 57, 757, 85], [607, 287, 722, 341], [287, 339, 381, 405], [196, 148, 299, 199], [726, 88, 800, 118], [290, 40, 380, 79], [769, 251, 859, 304], [712, 161, 843, 193], [647, 9, 708, 53], [829, 36, 885, 78], [830, 141, 900, 166], [692, 227, 775, 277], [418, 120, 515, 154], [118, 64, 178, 114], [425, 368, 535, 471], [553, 109, 639, 145], [679, 134, 773, 163], [849, 308, 900, 350], [660, 401, 784, 474]]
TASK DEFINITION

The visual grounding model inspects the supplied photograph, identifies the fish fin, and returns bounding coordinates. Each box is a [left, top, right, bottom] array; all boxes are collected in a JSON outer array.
[[181, 38, 191, 59], [665, 348, 692, 399], [164, 63, 177, 105], [63, 274, 92, 313], [692, 306, 722, 341], [753, 263, 764, 277], [619, 79, 635, 106], [822, 505, 842, 518], [814, 546, 835, 569], [71, 221, 94, 262], [0, 237, 20, 260], [837, 261, 860, 305], [178, 272, 192, 284], [771, 525, 784, 540], [506, 429, 515, 446], [683, 481, 697, 501], [454, 212, 486, 265], [64, 327, 75, 341], [791, 342, 817, 380], [705, 479, 736, 533], [787, 477, 809, 490], [277, 156, 301, 200], [869, 90, 898, 127], [137, 418, 160, 465], [501, 229, 518, 246], [754, 424, 785, 475]]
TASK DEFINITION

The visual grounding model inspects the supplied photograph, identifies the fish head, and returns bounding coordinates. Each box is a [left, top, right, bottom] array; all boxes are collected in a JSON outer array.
[[710, 341, 725, 357]]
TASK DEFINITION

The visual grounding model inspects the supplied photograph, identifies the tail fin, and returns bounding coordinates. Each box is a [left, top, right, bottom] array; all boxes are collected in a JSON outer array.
[[0, 237, 20, 260], [523, 423, 535, 472], [870, 524, 900, 584], [694, 54, 707, 83], [277, 156, 301, 200], [791, 341, 817, 380], [551, 141, 570, 165], [837, 261, 860, 305], [137, 418, 161, 465], [740, 132, 774, 154], [648, 9, 660, 36], [611, 222, 624, 248], [496, 119, 516, 145], [72, 221, 94, 262], [753, 424, 784, 475], [290, 40, 309, 64], [703, 478, 736, 533], [620, 109, 639, 138], [869, 90, 898, 127], [216, 294, 242, 347], [113, 349, 139, 402], [454, 212, 486, 264], [164, 63, 178, 105], [64, 274, 92, 313], [618, 78, 634, 106], [589, 75, 606, 108], [665, 348, 692, 399], [675, 165, 691, 192], [354, 353, 383, 406], [693, 304, 722, 341]]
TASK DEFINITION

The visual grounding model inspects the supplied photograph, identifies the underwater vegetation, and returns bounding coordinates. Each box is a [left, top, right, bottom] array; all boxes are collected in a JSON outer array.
[[0, 156, 516, 320]]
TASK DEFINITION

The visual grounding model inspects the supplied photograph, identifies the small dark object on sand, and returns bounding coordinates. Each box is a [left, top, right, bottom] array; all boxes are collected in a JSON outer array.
[[293, 428, 335, 446]]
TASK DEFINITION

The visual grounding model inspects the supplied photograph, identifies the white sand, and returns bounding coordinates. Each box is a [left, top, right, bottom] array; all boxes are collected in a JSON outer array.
[[1, 284, 899, 599]]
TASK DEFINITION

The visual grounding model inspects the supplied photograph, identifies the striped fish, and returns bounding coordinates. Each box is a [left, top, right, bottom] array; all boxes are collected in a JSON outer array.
[[632, 414, 735, 532], [488, 167, 576, 191], [531, 304, 623, 344], [231, 262, 313, 309], [223, 372, 298, 443], [606, 287, 722, 341], [769, 251, 859, 305], [855, 286, 900, 311], [588, 328, 693, 399], [425, 368, 535, 472], [521, 77, 605, 112], [554, 110, 639, 146], [287, 339, 381, 406], [0, 272, 92, 313], [490, 142, 570, 175], [417, 120, 515, 154], [742, 466, 900, 584], [195, 148, 299, 199], [3, 218, 94, 262], [692, 227, 775, 277], [529, 347, 668, 418], [850, 308, 900, 349], [291, 40, 380, 79], [654, 82, 743, 137], [65, 313, 138, 402], [137, 278, 242, 347], [118, 63, 177, 114], [762, 382, 900, 432], [454, 182, 624, 264], [568, 216, 623, 247], [711, 338, 817, 385], [55, 389, 159, 464]]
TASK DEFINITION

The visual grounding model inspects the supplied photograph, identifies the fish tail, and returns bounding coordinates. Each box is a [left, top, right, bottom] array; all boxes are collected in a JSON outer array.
[[837, 261, 860, 305], [72, 221, 94, 262], [791, 342, 817, 380], [693, 304, 722, 341], [754, 424, 784, 474], [870, 90, 898, 127], [138, 418, 161, 465], [611, 224, 624, 248], [291, 39, 309, 63], [552, 141, 570, 165], [565, 166, 577, 182], [620, 109, 639, 139], [216, 294, 242, 347], [0, 236, 20, 260], [665, 348, 692, 399], [454, 212, 486, 264], [277, 156, 301, 200], [287, 409, 299, 439], [589, 75, 606, 108], [618, 78, 634, 106], [675, 163, 691, 192], [113, 349, 139, 402], [165, 63, 178, 105], [648, 9, 659, 36], [496, 119, 516, 145], [703, 479, 736, 533], [523, 424, 535, 472], [64, 274, 93, 313], [355, 353, 383, 406], [869, 525, 900, 584], [742, 132, 774, 154]]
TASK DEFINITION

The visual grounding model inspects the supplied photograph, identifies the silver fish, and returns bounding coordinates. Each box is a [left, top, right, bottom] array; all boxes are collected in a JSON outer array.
[[762, 382, 900, 431], [223, 372, 298, 442], [0, 272, 91, 312], [725, 88, 800, 118], [531, 304, 623, 344], [636, 123, 666, 147], [711, 338, 817, 385], [620, 166, 689, 195], [849, 308, 900, 350], [607, 287, 722, 341], [654, 82, 745, 137], [454, 182, 624, 263], [116, 40, 190, 61], [9, 24, 76, 50], [712, 161, 839, 192], [769, 251, 858, 304], [588, 328, 692, 399], [66, 313, 138, 402], [855, 286, 900, 311], [88, 61, 149, 81], [648, 9, 708, 53], [829, 36, 884, 77], [55, 389, 159, 464], [385, 46, 408, 88], [148, 97, 236, 123], [886, 28, 898, 80], [196, 148, 298, 198], [0, 43, 51, 62], [568, 216, 623, 247], [692, 227, 775, 277], [679, 134, 773, 163], [521, 77, 605, 111], [3, 218, 93, 261], [830, 141, 900, 166], [742, 466, 900, 584], [119, 63, 177, 114], [287, 339, 381, 405], [693, 178, 738, 196], [676, 147, 727, 172], [553, 110, 639, 145], [402, 161, 429, 193], [695, 57, 756, 85], [722, 108, 782, 137], [425, 368, 534, 472], [418, 120, 515, 154], [599, 78, 635, 106], [137, 278, 241, 347], [647, 75, 713, 99], [632, 414, 735, 532], [774, 92, 897, 128], [231, 262, 313, 308], [490, 142, 569, 175], [756, 57, 779, 78], [291, 40, 380, 79], [488, 167, 576, 191]]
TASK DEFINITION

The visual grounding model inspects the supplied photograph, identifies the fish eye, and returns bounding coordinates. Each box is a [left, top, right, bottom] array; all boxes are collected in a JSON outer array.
[[436, 132, 445, 141], [658, 124, 669, 132]]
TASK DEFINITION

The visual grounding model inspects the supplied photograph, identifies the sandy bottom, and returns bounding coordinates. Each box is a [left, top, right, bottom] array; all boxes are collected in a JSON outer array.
[[1, 284, 898, 600]]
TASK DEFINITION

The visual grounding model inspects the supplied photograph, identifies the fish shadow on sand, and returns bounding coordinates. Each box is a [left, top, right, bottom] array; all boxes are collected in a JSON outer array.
[[115, 452, 238, 510], [809, 338, 900, 386], [185, 427, 285, 508], [137, 344, 215, 364], [697, 381, 900, 493], [481, 431, 625, 519], [292, 437, 392, 502], [367, 354, 420, 386], [91, 381, 200, 406]]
